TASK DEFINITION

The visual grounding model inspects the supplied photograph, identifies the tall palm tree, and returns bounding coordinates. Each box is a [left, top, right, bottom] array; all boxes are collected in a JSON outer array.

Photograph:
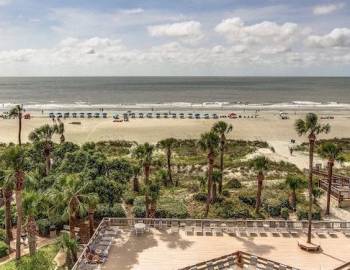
[[22, 191, 40, 256], [9, 105, 23, 146], [212, 121, 233, 194], [211, 170, 222, 202], [2, 146, 27, 260], [49, 175, 98, 238], [250, 156, 269, 213], [198, 131, 220, 217], [0, 170, 14, 249], [295, 113, 330, 243], [131, 164, 141, 193], [285, 174, 305, 211], [146, 179, 161, 218], [318, 142, 343, 215], [132, 143, 154, 217], [158, 138, 178, 186], [57, 121, 65, 144], [29, 124, 58, 176]]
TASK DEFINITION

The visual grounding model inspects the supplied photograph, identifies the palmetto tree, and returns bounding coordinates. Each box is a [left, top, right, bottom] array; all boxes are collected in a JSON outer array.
[[295, 113, 330, 243], [132, 143, 154, 217], [2, 146, 27, 260], [22, 191, 40, 256], [212, 170, 222, 202], [49, 175, 98, 238], [250, 156, 269, 213], [146, 179, 161, 218], [0, 170, 14, 249], [198, 131, 220, 217], [158, 138, 178, 186], [131, 164, 141, 193], [29, 124, 58, 176], [9, 105, 23, 146], [318, 142, 343, 215], [285, 174, 305, 211], [57, 122, 65, 144], [212, 121, 233, 194]]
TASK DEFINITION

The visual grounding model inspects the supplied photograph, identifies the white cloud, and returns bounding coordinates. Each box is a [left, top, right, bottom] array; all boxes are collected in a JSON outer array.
[[215, 17, 299, 46], [306, 28, 350, 48], [119, 8, 144, 15], [0, 0, 12, 6], [148, 21, 203, 42], [313, 3, 345, 15]]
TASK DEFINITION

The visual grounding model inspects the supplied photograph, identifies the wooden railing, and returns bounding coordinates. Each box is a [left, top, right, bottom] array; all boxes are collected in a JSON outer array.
[[319, 179, 350, 204], [334, 261, 350, 270], [312, 167, 350, 187], [72, 218, 350, 270], [179, 250, 298, 270]]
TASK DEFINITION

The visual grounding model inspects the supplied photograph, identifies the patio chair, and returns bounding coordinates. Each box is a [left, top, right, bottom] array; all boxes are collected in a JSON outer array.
[[238, 227, 247, 237], [203, 226, 213, 236], [194, 226, 203, 236], [244, 256, 257, 269], [226, 227, 237, 237], [185, 226, 193, 235], [206, 262, 214, 270], [213, 227, 223, 236]]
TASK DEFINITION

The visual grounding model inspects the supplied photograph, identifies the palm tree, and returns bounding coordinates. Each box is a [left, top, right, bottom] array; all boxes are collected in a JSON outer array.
[[131, 164, 141, 193], [158, 138, 178, 186], [57, 121, 65, 144], [285, 174, 305, 211], [9, 105, 23, 146], [318, 142, 343, 215], [295, 112, 330, 243], [49, 175, 98, 238], [2, 146, 27, 260], [0, 170, 14, 249], [250, 156, 269, 213], [132, 143, 154, 217], [29, 124, 58, 176], [22, 191, 40, 256], [198, 131, 220, 217], [211, 170, 222, 202], [87, 196, 99, 238], [212, 121, 233, 194], [56, 232, 78, 269], [146, 179, 161, 218]]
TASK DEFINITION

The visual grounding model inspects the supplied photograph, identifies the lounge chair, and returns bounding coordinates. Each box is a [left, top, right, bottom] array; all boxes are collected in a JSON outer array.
[[343, 229, 350, 237], [102, 113, 107, 118], [49, 112, 55, 118], [72, 112, 77, 118], [80, 113, 85, 118]]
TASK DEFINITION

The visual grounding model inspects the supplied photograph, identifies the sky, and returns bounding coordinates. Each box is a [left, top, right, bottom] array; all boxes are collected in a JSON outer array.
[[0, 0, 350, 76]]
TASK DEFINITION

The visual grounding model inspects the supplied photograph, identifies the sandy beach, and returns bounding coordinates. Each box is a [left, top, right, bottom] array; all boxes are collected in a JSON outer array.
[[1, 110, 349, 144]]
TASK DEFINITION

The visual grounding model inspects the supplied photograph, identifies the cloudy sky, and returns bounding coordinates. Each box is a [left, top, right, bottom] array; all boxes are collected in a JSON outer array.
[[0, 0, 349, 76]]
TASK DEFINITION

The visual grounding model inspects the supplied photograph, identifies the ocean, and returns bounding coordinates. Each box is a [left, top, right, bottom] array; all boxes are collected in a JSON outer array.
[[0, 77, 349, 111]]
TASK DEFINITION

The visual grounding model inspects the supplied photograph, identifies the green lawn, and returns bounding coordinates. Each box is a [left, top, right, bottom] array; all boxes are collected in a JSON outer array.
[[0, 243, 59, 270]]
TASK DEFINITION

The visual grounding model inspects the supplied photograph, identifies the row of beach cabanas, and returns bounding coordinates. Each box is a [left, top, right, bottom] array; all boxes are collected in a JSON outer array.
[[48, 111, 254, 120]]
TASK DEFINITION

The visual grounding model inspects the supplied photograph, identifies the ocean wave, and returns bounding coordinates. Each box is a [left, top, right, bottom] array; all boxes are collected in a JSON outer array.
[[1, 101, 350, 111]]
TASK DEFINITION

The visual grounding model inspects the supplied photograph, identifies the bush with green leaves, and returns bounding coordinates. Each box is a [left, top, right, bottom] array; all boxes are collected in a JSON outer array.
[[0, 241, 8, 258], [221, 190, 230, 197], [225, 178, 242, 189], [155, 197, 188, 218], [37, 219, 51, 237], [263, 197, 289, 217], [0, 229, 5, 242], [281, 207, 289, 220], [215, 200, 252, 219], [238, 190, 256, 206], [94, 204, 126, 219], [193, 192, 207, 202], [296, 203, 322, 220], [133, 197, 146, 218]]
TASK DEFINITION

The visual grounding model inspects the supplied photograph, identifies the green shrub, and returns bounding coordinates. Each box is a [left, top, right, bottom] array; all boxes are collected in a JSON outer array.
[[222, 190, 230, 197], [238, 191, 256, 206], [296, 204, 322, 220], [225, 178, 242, 189], [215, 200, 252, 219], [124, 192, 135, 205], [37, 219, 51, 237], [133, 197, 146, 218], [263, 197, 289, 217], [95, 204, 126, 219], [193, 192, 207, 202], [156, 197, 188, 218], [281, 207, 289, 220], [0, 241, 8, 258], [0, 229, 5, 242]]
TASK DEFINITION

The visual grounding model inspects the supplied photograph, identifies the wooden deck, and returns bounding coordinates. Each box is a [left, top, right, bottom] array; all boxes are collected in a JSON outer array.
[[101, 227, 350, 270]]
